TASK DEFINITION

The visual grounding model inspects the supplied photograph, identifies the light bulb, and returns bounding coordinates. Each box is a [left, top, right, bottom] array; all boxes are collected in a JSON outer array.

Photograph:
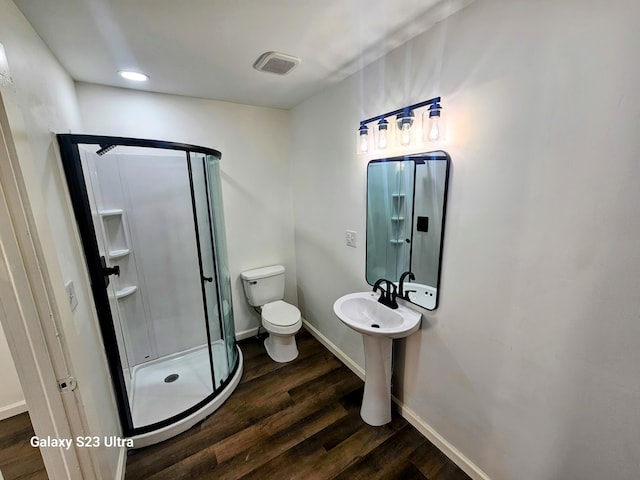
[[376, 118, 389, 150], [359, 134, 368, 153], [400, 123, 411, 146], [357, 125, 369, 153], [428, 116, 440, 142], [378, 133, 387, 149], [423, 102, 442, 143], [396, 110, 414, 148]]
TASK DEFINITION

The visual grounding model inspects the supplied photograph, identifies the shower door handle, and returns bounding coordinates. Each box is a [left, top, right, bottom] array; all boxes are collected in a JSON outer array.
[[101, 256, 120, 287], [202, 276, 213, 283]]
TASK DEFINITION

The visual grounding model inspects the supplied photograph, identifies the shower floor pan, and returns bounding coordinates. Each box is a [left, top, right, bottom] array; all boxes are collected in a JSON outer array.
[[130, 340, 231, 429]]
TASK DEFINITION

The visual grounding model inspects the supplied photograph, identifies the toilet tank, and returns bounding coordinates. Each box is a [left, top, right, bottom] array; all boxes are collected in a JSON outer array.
[[240, 265, 285, 307]]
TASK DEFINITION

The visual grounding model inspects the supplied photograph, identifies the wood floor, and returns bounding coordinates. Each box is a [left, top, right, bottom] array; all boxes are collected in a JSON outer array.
[[0, 412, 47, 480], [0, 329, 470, 479], [126, 329, 470, 480]]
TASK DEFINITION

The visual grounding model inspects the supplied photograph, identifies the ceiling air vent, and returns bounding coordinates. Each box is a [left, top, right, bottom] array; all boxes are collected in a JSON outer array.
[[253, 51, 300, 75]]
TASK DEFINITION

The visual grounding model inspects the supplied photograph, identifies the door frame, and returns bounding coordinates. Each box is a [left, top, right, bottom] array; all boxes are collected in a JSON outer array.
[[0, 96, 97, 477]]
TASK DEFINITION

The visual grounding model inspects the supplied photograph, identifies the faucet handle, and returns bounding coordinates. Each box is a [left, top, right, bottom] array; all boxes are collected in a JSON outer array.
[[383, 280, 399, 309], [403, 289, 417, 300], [384, 280, 397, 296]]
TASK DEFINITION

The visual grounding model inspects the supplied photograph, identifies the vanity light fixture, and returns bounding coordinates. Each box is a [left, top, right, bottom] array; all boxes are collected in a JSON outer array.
[[118, 70, 149, 82], [357, 96, 442, 153]]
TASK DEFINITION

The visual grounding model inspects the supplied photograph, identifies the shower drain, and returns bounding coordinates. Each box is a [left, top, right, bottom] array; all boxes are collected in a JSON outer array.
[[164, 374, 179, 383]]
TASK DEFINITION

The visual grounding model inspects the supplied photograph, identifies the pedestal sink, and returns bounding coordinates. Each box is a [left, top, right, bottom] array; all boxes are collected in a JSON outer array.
[[333, 292, 422, 426]]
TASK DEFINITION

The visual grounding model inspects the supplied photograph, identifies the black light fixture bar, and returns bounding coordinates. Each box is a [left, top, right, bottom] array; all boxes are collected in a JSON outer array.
[[359, 96, 441, 128]]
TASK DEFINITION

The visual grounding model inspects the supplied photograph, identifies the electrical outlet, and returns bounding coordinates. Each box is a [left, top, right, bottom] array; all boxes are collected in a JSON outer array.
[[65, 280, 78, 312], [346, 230, 357, 248]]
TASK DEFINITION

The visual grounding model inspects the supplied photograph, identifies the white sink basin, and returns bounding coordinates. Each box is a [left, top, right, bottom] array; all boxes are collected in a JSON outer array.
[[333, 292, 421, 339]]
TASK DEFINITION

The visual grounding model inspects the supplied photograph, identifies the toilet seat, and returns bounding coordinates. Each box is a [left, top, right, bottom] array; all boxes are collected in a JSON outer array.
[[262, 301, 301, 334]]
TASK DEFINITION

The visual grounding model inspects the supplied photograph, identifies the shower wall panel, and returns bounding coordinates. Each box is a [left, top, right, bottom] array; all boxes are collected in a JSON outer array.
[[89, 151, 155, 367]]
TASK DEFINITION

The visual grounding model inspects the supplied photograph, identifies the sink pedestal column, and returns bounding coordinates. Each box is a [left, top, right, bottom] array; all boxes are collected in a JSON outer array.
[[360, 335, 393, 426]]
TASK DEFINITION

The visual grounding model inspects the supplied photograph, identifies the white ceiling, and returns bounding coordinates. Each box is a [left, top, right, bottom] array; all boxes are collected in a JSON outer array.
[[15, 0, 469, 109]]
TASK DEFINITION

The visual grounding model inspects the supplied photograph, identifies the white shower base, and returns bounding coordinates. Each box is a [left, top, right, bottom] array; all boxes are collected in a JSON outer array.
[[130, 340, 231, 428]]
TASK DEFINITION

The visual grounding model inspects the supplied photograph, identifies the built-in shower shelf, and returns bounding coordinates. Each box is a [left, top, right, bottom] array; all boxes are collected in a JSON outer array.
[[115, 286, 137, 299], [99, 209, 124, 217], [108, 248, 130, 259]]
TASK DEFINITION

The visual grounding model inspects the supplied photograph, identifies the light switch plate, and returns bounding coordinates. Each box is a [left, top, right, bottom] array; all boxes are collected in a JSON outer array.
[[65, 280, 78, 312], [346, 230, 357, 248]]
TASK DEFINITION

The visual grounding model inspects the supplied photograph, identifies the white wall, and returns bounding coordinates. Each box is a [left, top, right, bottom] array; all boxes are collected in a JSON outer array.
[[290, 1, 640, 479], [0, 0, 122, 477], [76, 83, 296, 338], [0, 322, 25, 419]]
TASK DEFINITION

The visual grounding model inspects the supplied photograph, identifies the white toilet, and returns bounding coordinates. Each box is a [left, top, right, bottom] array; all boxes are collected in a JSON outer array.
[[240, 265, 302, 363]]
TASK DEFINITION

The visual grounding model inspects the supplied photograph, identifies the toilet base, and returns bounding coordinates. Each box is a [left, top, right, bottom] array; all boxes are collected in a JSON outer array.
[[264, 333, 298, 363]]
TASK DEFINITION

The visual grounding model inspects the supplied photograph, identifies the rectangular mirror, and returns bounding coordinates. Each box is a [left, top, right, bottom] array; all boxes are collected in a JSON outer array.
[[366, 151, 450, 310]]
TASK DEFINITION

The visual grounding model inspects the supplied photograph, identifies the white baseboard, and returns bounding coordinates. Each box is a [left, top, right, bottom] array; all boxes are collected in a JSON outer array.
[[115, 446, 127, 480], [302, 319, 490, 480], [235, 327, 260, 341], [302, 320, 364, 380], [0, 400, 27, 421], [393, 399, 490, 480]]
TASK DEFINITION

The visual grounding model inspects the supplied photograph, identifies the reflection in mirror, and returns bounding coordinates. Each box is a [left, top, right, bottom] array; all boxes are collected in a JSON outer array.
[[366, 151, 450, 310]]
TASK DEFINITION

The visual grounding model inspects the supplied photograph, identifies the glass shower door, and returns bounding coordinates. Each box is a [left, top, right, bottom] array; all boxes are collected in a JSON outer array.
[[189, 152, 236, 390], [205, 155, 237, 371]]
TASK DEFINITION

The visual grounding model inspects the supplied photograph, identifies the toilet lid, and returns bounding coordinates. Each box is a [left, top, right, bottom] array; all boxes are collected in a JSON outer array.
[[262, 301, 300, 327]]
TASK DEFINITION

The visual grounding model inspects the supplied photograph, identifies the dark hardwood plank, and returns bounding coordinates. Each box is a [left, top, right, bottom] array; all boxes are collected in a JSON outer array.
[[239, 330, 325, 384], [213, 376, 359, 463], [409, 440, 451, 478], [126, 328, 471, 480], [248, 413, 406, 480], [434, 461, 473, 480], [384, 462, 430, 480], [334, 424, 428, 479], [127, 347, 340, 478], [205, 402, 348, 480], [0, 412, 47, 480]]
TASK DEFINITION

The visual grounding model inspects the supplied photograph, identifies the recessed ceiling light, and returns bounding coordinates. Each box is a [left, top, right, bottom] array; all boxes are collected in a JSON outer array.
[[118, 70, 149, 82]]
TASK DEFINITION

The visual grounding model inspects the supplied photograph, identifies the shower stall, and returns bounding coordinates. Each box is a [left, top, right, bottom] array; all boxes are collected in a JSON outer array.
[[57, 134, 242, 447]]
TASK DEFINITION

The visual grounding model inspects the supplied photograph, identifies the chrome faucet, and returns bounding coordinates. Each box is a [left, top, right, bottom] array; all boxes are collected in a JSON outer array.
[[373, 278, 399, 309]]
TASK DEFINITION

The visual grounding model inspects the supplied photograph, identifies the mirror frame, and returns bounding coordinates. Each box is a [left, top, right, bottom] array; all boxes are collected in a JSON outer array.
[[365, 150, 451, 310]]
